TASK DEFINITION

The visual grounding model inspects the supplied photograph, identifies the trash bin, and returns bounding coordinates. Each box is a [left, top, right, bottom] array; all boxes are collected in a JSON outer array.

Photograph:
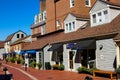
[[45, 62, 51, 70]]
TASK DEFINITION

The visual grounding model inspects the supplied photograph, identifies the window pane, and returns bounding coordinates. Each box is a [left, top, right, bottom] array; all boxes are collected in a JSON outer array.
[[69, 23, 72, 31], [66, 24, 68, 31], [21, 34, 24, 38], [70, 0, 74, 7], [92, 14, 96, 23], [104, 10, 108, 20], [17, 34, 19, 38], [104, 10, 108, 15], [86, 0, 89, 6], [98, 12, 102, 22], [72, 22, 75, 29]]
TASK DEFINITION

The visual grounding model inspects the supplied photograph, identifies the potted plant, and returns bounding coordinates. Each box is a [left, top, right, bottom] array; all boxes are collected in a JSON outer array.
[[30, 61, 36, 68], [37, 62, 42, 69], [115, 66, 120, 79], [21, 60, 25, 66], [58, 64, 64, 70], [52, 64, 59, 70], [16, 58, 21, 64]]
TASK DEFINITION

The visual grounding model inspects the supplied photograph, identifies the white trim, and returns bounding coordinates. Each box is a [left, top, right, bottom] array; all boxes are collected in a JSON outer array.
[[91, 8, 110, 27], [70, 0, 74, 8], [65, 20, 76, 33], [85, 0, 91, 7]]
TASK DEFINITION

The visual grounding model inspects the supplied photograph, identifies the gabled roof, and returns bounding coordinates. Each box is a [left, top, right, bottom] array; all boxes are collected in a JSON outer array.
[[5, 30, 27, 42], [90, 0, 120, 13], [10, 35, 31, 46], [5, 33, 14, 42], [64, 13, 90, 21], [23, 14, 120, 50], [0, 41, 5, 48], [101, 0, 120, 7]]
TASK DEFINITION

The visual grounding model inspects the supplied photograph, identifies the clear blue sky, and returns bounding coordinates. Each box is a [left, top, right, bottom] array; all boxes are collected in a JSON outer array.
[[0, 0, 40, 40]]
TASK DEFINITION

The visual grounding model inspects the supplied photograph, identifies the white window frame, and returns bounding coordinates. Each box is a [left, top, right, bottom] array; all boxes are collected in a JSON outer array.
[[85, 0, 91, 7], [103, 10, 108, 21], [91, 9, 109, 27], [38, 13, 42, 22], [56, 20, 60, 27], [41, 25, 46, 35], [97, 12, 102, 23], [43, 10, 46, 21], [92, 14, 96, 23], [65, 21, 76, 33], [70, 0, 74, 8]]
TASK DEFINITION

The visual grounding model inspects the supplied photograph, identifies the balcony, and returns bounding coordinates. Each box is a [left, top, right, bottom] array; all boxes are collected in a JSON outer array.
[[31, 10, 46, 29]]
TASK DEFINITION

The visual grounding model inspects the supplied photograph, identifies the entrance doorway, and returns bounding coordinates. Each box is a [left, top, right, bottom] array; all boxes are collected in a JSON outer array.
[[82, 49, 95, 68], [69, 51, 74, 69]]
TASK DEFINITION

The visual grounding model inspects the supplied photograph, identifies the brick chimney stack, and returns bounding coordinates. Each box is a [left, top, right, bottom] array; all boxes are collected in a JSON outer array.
[[40, 0, 46, 12]]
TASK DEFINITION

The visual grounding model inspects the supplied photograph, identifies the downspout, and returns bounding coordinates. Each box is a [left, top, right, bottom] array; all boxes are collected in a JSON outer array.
[[54, 0, 57, 30]]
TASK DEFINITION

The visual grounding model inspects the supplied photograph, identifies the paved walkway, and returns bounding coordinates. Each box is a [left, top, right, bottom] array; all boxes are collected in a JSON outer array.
[[1, 61, 112, 80]]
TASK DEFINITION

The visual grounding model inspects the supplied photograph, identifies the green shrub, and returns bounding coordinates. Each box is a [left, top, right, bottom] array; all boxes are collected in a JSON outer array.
[[77, 66, 98, 75], [10, 58, 15, 63], [16, 58, 21, 64], [116, 66, 120, 74], [77, 66, 88, 73], [58, 64, 65, 70], [30, 61, 36, 68], [37, 62, 42, 69], [21, 60, 25, 65]]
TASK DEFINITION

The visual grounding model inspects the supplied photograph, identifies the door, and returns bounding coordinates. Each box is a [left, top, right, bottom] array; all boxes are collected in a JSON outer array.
[[69, 51, 74, 70]]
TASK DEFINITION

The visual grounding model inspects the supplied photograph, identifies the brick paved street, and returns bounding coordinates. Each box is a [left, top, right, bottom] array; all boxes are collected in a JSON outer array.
[[0, 61, 111, 80]]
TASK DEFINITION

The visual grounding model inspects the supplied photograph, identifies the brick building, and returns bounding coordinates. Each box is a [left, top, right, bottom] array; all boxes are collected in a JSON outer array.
[[23, 0, 120, 72]]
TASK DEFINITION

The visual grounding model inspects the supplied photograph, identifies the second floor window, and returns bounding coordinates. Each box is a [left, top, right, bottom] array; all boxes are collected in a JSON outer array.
[[98, 12, 102, 22], [21, 34, 24, 38], [56, 20, 60, 27], [85, 0, 91, 7], [65, 21, 75, 33], [104, 10, 108, 21], [70, 0, 74, 8], [17, 34, 19, 38], [92, 14, 96, 23], [41, 25, 46, 35]]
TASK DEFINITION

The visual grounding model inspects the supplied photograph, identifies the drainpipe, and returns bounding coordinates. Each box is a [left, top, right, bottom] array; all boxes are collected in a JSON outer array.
[[54, 0, 57, 30]]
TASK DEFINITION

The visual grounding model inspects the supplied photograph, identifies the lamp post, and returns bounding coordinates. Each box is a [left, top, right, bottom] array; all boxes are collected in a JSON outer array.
[[3, 67, 8, 79]]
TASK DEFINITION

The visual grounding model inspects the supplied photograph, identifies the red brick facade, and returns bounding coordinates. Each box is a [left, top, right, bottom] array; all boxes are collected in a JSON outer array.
[[46, 0, 96, 33], [31, 0, 120, 40]]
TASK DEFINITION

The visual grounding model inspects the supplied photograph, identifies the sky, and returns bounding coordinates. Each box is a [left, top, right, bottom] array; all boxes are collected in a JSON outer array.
[[0, 0, 40, 40]]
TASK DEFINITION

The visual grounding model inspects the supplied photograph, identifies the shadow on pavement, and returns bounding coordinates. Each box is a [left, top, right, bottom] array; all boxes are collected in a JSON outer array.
[[0, 74, 12, 80]]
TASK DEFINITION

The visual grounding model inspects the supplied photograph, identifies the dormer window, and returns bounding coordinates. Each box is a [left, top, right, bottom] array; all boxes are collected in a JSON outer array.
[[98, 12, 102, 22], [91, 9, 109, 27], [17, 34, 19, 38], [65, 21, 76, 33], [85, 0, 91, 7], [92, 14, 96, 23], [104, 10, 108, 20], [70, 0, 74, 8]]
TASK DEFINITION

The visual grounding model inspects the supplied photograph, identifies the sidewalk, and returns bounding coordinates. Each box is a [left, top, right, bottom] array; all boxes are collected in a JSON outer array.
[[1, 61, 111, 80]]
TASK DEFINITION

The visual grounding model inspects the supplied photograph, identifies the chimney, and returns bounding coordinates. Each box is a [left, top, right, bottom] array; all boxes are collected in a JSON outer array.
[[40, 0, 46, 12]]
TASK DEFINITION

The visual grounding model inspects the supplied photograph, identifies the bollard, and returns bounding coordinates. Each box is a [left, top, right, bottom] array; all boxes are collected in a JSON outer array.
[[3, 67, 8, 80], [25, 63, 27, 71]]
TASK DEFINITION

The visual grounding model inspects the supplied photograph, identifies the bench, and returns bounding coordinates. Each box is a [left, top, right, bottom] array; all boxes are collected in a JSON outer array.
[[93, 70, 116, 80]]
